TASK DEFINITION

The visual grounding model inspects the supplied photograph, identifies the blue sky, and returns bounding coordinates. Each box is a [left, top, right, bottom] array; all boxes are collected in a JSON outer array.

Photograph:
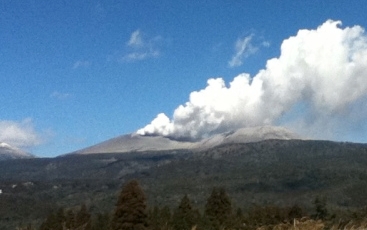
[[1, 1, 367, 157]]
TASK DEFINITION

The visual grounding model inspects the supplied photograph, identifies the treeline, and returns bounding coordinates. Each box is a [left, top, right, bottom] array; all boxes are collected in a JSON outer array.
[[18, 179, 367, 230]]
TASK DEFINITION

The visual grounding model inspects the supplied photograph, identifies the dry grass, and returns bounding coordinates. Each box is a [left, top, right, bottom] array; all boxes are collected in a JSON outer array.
[[256, 218, 324, 230], [330, 218, 367, 230], [256, 217, 367, 230]]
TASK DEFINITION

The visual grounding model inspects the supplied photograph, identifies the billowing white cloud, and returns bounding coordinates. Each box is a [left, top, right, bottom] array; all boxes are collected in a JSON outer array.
[[138, 20, 367, 142], [123, 29, 162, 61], [0, 119, 42, 147]]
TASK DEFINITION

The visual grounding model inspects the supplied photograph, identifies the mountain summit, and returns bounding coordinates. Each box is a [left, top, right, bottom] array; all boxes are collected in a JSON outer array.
[[71, 126, 302, 155], [71, 134, 194, 155], [0, 142, 34, 161]]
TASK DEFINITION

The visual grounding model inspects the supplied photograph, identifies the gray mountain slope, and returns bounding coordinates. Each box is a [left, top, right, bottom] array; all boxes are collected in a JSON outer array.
[[71, 126, 302, 155], [72, 134, 195, 154], [195, 126, 303, 149], [0, 142, 34, 160]]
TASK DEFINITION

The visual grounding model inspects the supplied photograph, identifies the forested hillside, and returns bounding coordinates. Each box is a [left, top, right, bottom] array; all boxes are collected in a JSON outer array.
[[17, 180, 367, 230], [1, 139, 367, 229]]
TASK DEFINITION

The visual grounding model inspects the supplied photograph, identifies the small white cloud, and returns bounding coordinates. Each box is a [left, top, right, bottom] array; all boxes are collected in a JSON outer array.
[[228, 35, 258, 68], [92, 3, 106, 19], [127, 30, 144, 47], [0, 119, 42, 148], [50, 91, 71, 100], [122, 30, 162, 62], [262, 41, 271, 47], [124, 52, 148, 61], [73, 60, 90, 69]]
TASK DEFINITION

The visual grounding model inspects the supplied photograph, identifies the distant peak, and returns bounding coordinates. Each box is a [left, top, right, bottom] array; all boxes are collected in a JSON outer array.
[[0, 142, 11, 148], [0, 142, 34, 160]]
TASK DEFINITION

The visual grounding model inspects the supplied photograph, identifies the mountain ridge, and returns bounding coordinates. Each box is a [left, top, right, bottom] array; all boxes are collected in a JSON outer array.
[[70, 125, 302, 155], [71, 134, 194, 155]]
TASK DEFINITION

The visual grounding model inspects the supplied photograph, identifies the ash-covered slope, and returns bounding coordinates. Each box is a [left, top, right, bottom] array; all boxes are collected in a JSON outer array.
[[72, 134, 195, 154], [0, 142, 34, 160], [71, 126, 302, 155], [196, 126, 302, 149]]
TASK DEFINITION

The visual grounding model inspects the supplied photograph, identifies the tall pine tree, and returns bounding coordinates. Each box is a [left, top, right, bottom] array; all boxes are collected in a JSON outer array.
[[65, 209, 76, 230], [39, 208, 65, 230], [148, 206, 171, 230], [172, 195, 198, 230], [91, 212, 110, 230], [111, 180, 148, 230], [205, 187, 232, 229]]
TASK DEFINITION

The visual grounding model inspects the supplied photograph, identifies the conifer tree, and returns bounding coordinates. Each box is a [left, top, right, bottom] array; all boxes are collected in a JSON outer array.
[[148, 206, 160, 230], [172, 195, 198, 230], [75, 204, 91, 230], [65, 209, 76, 230], [313, 196, 328, 220], [288, 204, 303, 221], [205, 187, 232, 229], [39, 208, 65, 230], [148, 206, 171, 230], [91, 212, 110, 230], [111, 180, 148, 230], [56, 208, 66, 230], [159, 206, 172, 230]]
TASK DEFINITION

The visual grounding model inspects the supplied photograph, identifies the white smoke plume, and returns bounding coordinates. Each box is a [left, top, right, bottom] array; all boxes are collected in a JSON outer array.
[[137, 20, 367, 142], [0, 118, 42, 148]]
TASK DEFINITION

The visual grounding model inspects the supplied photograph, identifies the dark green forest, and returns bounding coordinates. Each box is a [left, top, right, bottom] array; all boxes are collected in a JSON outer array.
[[17, 180, 367, 230]]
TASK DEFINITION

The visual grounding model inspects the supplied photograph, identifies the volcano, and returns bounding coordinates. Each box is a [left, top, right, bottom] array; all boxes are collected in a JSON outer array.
[[71, 125, 302, 155]]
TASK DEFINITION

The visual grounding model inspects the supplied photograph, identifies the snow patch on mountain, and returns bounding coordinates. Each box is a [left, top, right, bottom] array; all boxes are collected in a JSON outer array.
[[0, 142, 34, 160]]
